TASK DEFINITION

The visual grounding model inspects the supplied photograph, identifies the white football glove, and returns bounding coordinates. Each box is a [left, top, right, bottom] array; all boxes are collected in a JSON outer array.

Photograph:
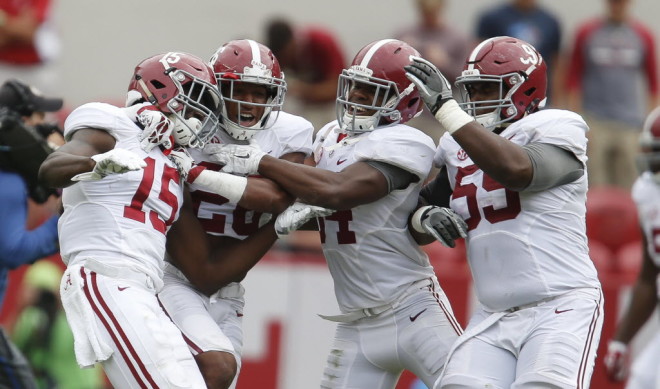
[[411, 205, 467, 248], [72, 148, 146, 181], [136, 104, 173, 152], [275, 202, 335, 238], [604, 340, 629, 382], [203, 140, 267, 175], [167, 146, 195, 181]]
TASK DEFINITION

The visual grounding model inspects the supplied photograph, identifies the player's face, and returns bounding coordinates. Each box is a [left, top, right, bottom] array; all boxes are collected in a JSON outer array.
[[346, 81, 384, 116], [221, 82, 268, 128], [466, 81, 501, 115]]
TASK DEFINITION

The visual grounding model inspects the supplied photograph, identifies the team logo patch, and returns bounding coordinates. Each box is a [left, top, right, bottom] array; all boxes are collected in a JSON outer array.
[[457, 149, 468, 161]]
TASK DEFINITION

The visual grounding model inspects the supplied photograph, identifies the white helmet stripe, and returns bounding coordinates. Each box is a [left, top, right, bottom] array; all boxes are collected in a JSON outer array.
[[359, 39, 396, 67], [246, 39, 261, 64], [466, 37, 498, 71]]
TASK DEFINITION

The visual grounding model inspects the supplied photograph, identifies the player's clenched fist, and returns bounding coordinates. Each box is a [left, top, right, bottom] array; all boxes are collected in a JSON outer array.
[[604, 340, 629, 382]]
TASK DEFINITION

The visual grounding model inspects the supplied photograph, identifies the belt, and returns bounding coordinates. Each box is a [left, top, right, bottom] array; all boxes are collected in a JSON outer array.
[[319, 277, 435, 323], [319, 304, 393, 323]]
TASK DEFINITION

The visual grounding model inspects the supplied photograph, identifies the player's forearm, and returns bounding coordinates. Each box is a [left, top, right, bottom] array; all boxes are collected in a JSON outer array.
[[193, 224, 278, 295], [239, 178, 295, 214], [452, 122, 533, 190], [39, 152, 95, 188], [612, 281, 657, 344], [258, 156, 345, 208]]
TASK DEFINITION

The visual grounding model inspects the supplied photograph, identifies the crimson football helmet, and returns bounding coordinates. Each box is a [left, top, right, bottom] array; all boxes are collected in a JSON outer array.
[[210, 39, 286, 141], [337, 39, 422, 134], [637, 106, 660, 183], [455, 36, 547, 130], [126, 52, 221, 148]]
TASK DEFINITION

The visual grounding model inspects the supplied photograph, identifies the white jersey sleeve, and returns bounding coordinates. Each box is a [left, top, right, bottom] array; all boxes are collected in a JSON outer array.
[[504, 109, 589, 165], [64, 102, 138, 142], [268, 112, 314, 156], [354, 125, 436, 180]]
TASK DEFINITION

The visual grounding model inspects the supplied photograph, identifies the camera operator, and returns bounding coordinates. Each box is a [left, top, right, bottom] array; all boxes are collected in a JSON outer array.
[[0, 78, 63, 389]]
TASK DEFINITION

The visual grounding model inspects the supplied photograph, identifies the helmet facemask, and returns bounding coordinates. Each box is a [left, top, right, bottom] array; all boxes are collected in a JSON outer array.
[[336, 68, 404, 134], [456, 71, 524, 131], [165, 69, 221, 148], [217, 71, 286, 141]]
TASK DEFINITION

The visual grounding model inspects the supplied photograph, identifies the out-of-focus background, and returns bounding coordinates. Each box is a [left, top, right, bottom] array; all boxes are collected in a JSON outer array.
[[36, 0, 660, 107], [1, 0, 658, 388]]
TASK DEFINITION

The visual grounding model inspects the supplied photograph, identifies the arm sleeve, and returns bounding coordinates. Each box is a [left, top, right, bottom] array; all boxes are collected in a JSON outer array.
[[365, 161, 417, 192], [522, 143, 584, 192], [419, 166, 452, 208], [0, 174, 59, 268], [634, 22, 658, 95]]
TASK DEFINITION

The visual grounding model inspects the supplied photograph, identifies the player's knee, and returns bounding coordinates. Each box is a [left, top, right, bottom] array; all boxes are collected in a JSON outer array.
[[195, 351, 237, 389]]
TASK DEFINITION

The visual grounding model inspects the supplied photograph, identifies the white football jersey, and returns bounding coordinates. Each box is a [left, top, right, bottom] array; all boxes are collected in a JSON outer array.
[[59, 103, 183, 282], [188, 111, 313, 239], [312, 121, 437, 312], [631, 172, 660, 298], [435, 109, 600, 312]]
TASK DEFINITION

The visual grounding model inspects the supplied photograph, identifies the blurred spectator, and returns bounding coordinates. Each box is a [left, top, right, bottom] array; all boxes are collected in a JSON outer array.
[[265, 18, 345, 132], [475, 0, 562, 105], [0, 0, 61, 94], [0, 79, 62, 389], [395, 0, 471, 142], [566, 0, 658, 190], [12, 261, 106, 389]]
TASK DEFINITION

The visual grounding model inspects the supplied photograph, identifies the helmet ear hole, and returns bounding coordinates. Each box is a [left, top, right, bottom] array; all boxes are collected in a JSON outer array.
[[408, 97, 419, 108]]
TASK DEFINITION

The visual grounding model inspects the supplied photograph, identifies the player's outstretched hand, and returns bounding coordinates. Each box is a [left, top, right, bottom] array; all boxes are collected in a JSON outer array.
[[412, 205, 467, 248], [604, 340, 629, 382], [275, 202, 334, 237], [404, 56, 453, 115], [203, 140, 266, 175], [72, 148, 146, 181]]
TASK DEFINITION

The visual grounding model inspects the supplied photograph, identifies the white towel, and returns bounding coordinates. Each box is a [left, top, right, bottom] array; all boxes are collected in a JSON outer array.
[[60, 265, 113, 368]]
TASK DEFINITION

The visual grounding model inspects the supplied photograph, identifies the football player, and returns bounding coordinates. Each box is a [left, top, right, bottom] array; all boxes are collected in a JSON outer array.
[[158, 39, 315, 389], [38, 52, 223, 388], [604, 106, 660, 388], [404, 36, 604, 388], [204, 39, 464, 389]]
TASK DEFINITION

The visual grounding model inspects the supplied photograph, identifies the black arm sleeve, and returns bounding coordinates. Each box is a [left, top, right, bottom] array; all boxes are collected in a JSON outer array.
[[419, 165, 452, 207]]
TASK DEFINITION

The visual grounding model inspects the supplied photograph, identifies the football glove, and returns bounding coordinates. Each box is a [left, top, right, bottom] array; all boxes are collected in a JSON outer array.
[[404, 56, 453, 115], [275, 202, 334, 238], [411, 205, 467, 248], [203, 140, 266, 175], [133, 103, 174, 152], [72, 148, 146, 181], [604, 340, 629, 382], [167, 146, 195, 181]]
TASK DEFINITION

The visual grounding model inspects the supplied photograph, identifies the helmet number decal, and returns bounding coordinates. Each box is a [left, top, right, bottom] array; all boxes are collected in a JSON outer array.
[[519, 45, 539, 66], [159, 52, 182, 69]]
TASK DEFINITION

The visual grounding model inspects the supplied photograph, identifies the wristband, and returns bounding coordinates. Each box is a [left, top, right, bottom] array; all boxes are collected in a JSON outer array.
[[411, 205, 434, 234], [191, 170, 247, 203], [434, 99, 474, 135]]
